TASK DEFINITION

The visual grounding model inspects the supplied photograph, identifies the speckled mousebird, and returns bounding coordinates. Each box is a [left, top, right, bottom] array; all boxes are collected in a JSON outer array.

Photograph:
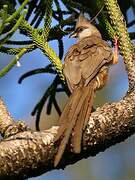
[[54, 13, 116, 167]]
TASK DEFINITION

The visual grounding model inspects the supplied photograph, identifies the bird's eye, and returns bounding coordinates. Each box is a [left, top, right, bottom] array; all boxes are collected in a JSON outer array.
[[78, 27, 83, 31], [77, 27, 84, 32]]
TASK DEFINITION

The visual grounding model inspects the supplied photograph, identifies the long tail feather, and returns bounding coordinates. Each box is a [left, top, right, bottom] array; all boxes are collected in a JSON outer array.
[[54, 87, 90, 167], [54, 88, 81, 142], [72, 85, 94, 153], [83, 87, 95, 128]]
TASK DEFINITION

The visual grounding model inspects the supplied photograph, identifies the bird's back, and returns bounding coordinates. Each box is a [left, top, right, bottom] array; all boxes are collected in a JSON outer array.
[[63, 36, 113, 92]]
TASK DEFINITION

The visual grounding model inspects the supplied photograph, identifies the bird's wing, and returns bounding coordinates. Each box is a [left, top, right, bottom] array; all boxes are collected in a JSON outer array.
[[63, 36, 113, 90], [63, 44, 82, 92]]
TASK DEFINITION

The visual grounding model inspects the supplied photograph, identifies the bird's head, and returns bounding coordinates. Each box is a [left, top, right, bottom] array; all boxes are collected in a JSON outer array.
[[69, 14, 101, 40]]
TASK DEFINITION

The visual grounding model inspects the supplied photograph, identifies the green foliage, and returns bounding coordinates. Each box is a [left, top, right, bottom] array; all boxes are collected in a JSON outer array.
[[104, 0, 135, 91], [104, 0, 133, 60], [0, 47, 28, 77], [0, 0, 16, 14], [0, 0, 135, 130], [0, 0, 31, 77], [43, 0, 53, 41]]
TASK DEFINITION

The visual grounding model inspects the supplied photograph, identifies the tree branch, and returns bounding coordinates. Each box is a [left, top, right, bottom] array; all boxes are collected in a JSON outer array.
[[1, 85, 135, 179]]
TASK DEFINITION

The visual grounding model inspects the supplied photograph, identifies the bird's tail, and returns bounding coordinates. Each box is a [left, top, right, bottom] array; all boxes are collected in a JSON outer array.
[[54, 83, 95, 167]]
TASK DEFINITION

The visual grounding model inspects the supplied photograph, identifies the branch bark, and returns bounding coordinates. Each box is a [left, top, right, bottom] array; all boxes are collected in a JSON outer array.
[[1, 87, 135, 179], [0, 0, 135, 179]]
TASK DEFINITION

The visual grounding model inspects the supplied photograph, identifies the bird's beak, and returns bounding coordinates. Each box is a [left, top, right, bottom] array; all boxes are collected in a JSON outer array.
[[69, 31, 77, 38]]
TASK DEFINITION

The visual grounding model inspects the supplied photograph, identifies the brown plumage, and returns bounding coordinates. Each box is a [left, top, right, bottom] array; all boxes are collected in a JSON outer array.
[[54, 14, 113, 167]]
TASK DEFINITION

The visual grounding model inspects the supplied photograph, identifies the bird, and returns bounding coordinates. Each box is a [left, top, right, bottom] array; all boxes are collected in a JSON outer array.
[[54, 13, 115, 167]]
